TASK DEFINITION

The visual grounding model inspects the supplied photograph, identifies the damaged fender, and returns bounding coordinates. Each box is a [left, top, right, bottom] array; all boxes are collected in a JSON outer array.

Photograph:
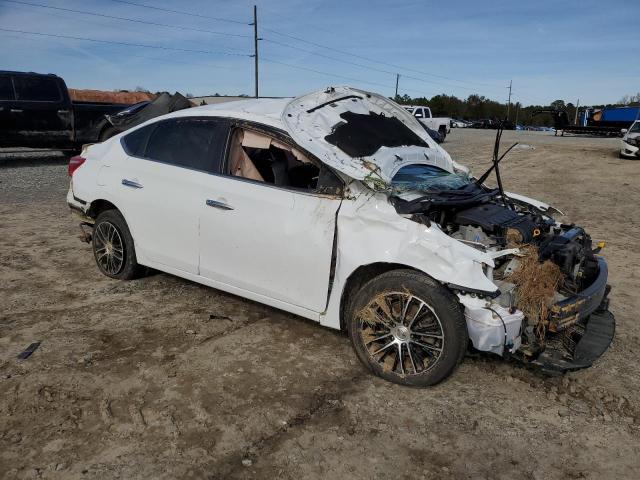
[[321, 182, 500, 330]]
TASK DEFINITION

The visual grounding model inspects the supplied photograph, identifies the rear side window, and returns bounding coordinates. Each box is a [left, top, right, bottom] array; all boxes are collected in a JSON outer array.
[[13, 76, 61, 102], [0, 76, 14, 100], [122, 117, 229, 173], [122, 123, 153, 157]]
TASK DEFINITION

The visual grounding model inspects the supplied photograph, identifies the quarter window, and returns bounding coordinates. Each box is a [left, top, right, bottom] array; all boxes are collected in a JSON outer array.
[[121, 123, 153, 157], [13, 76, 61, 102]]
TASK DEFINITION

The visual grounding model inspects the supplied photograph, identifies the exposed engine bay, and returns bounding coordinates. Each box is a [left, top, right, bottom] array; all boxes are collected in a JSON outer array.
[[390, 159, 612, 372]]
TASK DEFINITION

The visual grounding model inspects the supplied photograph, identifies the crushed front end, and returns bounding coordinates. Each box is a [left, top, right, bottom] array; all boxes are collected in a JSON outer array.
[[391, 168, 615, 373]]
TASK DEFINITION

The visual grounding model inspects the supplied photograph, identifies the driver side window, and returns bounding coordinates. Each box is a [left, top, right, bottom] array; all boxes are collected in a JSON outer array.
[[414, 108, 424, 119], [226, 127, 343, 195]]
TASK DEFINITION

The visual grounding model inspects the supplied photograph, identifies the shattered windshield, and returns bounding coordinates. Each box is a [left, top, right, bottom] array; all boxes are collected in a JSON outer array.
[[390, 164, 471, 193]]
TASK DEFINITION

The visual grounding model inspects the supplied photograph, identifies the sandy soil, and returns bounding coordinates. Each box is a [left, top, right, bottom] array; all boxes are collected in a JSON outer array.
[[1, 130, 639, 479]]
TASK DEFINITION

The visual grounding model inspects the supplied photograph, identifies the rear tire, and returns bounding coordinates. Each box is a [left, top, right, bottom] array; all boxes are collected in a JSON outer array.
[[92, 209, 144, 280], [347, 270, 467, 387]]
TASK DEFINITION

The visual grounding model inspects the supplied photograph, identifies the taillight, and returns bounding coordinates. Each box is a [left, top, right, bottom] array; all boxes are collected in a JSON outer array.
[[68, 155, 86, 177]]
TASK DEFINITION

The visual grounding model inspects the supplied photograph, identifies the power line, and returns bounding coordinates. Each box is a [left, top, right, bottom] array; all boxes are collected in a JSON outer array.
[[261, 57, 393, 91], [109, 0, 249, 25], [261, 26, 504, 91], [39, 5, 244, 53], [0, 27, 252, 56], [1, 0, 252, 39], [30, 0, 506, 95], [3, 0, 539, 103], [263, 38, 397, 77], [262, 37, 508, 96], [47, 0, 509, 97], [2, 6, 392, 96]]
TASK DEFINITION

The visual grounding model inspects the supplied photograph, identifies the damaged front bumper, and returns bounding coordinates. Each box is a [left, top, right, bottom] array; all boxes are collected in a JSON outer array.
[[460, 255, 615, 374], [548, 257, 610, 331], [531, 307, 615, 374], [530, 256, 615, 373], [620, 139, 639, 158]]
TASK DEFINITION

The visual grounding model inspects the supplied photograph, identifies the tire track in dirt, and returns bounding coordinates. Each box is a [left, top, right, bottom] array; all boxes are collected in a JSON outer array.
[[204, 371, 369, 479]]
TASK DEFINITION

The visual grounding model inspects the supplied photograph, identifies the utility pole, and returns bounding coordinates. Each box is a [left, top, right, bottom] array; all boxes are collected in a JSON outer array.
[[574, 98, 580, 125], [515, 102, 519, 125], [395, 74, 400, 98], [253, 5, 259, 98], [506, 79, 512, 120]]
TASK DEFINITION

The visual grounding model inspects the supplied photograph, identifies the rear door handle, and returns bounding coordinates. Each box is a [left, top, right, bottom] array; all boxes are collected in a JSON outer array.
[[57, 109, 70, 114], [10, 109, 23, 113], [206, 199, 233, 210], [122, 179, 143, 189]]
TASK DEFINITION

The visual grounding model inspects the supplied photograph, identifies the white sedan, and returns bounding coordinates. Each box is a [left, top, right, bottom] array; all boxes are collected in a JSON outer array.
[[450, 119, 471, 128], [620, 120, 640, 159], [67, 86, 614, 386]]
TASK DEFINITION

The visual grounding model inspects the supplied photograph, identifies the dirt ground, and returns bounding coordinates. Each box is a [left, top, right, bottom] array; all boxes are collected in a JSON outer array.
[[1, 130, 639, 479]]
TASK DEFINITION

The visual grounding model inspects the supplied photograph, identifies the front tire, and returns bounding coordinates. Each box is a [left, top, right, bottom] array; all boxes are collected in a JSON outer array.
[[438, 126, 447, 141], [92, 209, 143, 280], [347, 270, 467, 387]]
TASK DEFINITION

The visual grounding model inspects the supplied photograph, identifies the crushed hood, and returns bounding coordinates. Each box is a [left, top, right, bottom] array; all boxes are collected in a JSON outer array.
[[282, 86, 457, 186]]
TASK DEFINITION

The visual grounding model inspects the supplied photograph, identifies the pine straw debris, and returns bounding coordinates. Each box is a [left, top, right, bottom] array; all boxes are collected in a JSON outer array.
[[507, 245, 564, 340]]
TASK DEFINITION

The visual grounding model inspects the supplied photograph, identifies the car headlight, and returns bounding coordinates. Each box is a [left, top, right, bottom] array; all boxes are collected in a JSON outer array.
[[624, 138, 638, 147]]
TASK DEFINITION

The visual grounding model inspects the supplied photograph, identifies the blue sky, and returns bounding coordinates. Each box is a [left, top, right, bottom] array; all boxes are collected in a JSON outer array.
[[0, 0, 638, 106]]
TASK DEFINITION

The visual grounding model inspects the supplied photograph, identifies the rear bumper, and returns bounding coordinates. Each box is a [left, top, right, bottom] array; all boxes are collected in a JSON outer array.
[[66, 184, 88, 212]]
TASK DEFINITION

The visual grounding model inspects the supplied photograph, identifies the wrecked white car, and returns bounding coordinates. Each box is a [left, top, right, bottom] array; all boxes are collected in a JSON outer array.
[[67, 86, 614, 387]]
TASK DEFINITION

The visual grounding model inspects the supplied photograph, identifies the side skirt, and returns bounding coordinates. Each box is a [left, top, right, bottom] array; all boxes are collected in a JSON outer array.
[[139, 260, 323, 324]]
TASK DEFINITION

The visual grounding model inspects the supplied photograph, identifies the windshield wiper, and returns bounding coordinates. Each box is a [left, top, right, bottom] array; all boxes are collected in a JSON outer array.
[[475, 121, 518, 209]]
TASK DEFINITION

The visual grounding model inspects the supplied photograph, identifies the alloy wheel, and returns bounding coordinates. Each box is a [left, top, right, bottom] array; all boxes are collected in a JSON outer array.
[[94, 221, 125, 275], [356, 292, 445, 376]]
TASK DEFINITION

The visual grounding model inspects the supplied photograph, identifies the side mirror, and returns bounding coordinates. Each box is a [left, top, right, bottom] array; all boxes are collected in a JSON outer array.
[[621, 129, 628, 134]]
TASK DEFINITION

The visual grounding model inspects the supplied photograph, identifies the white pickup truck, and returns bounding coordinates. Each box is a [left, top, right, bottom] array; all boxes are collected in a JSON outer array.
[[403, 105, 451, 140]]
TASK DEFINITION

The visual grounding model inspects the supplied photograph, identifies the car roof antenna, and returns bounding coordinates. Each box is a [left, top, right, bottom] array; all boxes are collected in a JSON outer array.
[[475, 120, 519, 209]]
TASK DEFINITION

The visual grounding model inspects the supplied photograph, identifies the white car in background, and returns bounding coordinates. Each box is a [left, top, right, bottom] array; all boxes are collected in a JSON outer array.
[[67, 86, 614, 387], [403, 105, 452, 140], [451, 119, 472, 128], [620, 120, 640, 159]]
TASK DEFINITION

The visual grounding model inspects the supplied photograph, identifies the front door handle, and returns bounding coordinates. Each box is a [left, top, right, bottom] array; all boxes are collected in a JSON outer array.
[[122, 179, 143, 189], [10, 109, 23, 113], [206, 199, 233, 210], [57, 109, 70, 114]]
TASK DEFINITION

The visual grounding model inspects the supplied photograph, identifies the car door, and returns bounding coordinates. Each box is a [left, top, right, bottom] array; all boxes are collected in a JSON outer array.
[[115, 116, 229, 274], [11, 74, 73, 147], [199, 126, 343, 313], [0, 74, 16, 146]]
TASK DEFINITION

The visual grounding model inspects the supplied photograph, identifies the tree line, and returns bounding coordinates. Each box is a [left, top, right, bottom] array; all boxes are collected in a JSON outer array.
[[392, 93, 640, 127]]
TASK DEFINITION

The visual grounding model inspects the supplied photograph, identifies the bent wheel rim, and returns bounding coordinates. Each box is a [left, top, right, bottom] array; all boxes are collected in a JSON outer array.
[[94, 221, 125, 275], [357, 291, 444, 377]]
